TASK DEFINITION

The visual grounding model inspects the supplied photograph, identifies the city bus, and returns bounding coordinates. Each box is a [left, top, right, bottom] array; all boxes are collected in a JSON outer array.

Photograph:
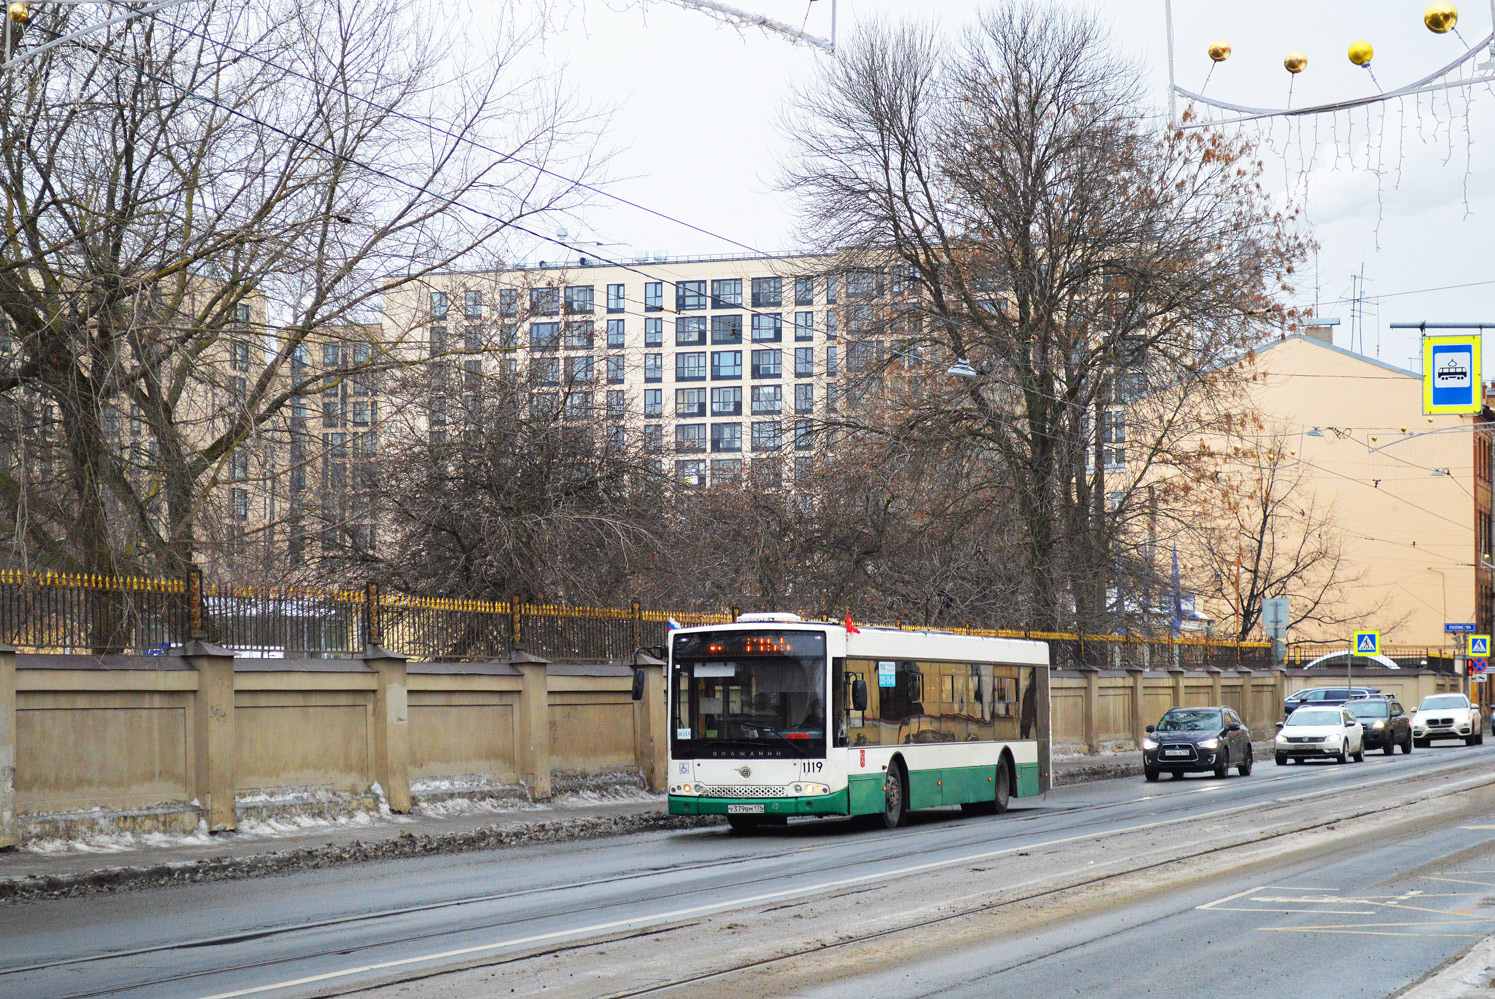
[[656, 613, 1051, 831]]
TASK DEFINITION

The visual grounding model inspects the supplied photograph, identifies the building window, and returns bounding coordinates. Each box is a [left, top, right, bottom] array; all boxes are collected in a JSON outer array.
[[606, 319, 626, 348], [564, 355, 594, 384], [564, 285, 594, 314], [794, 311, 814, 342], [430, 291, 448, 319], [231, 450, 249, 481], [644, 424, 663, 452], [676, 316, 708, 346], [712, 314, 743, 344], [826, 383, 839, 413], [676, 459, 705, 486], [751, 385, 782, 415], [712, 386, 742, 416], [676, 423, 707, 453], [826, 274, 838, 304], [606, 354, 625, 384], [826, 310, 837, 340], [530, 322, 559, 349], [795, 454, 814, 485], [795, 419, 813, 451], [607, 425, 626, 451], [794, 383, 814, 413], [676, 352, 707, 381], [499, 289, 518, 317], [464, 290, 482, 319], [751, 313, 782, 343], [428, 324, 447, 357], [752, 421, 782, 452], [712, 458, 743, 482], [645, 282, 663, 312], [607, 283, 625, 313], [794, 347, 814, 378], [711, 278, 742, 308], [645, 353, 663, 382], [352, 399, 374, 426], [1101, 409, 1126, 469], [676, 388, 707, 417], [231, 487, 249, 521], [847, 268, 881, 299], [751, 277, 782, 308], [530, 287, 558, 316], [532, 356, 560, 386], [752, 457, 782, 488], [562, 321, 594, 350], [795, 276, 814, 306], [643, 317, 664, 347], [676, 280, 707, 311], [712, 350, 742, 380], [826, 345, 838, 376], [751, 348, 781, 379], [230, 339, 251, 372], [565, 390, 593, 420], [644, 388, 663, 417], [711, 423, 742, 453], [848, 340, 872, 372]]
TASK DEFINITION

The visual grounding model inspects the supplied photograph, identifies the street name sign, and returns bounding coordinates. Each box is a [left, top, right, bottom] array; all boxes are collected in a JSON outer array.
[[1446, 622, 1477, 634], [1424, 335, 1482, 414], [1354, 631, 1380, 656]]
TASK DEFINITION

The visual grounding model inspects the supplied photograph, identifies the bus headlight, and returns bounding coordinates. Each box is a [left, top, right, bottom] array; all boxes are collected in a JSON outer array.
[[791, 783, 829, 796], [670, 783, 695, 795]]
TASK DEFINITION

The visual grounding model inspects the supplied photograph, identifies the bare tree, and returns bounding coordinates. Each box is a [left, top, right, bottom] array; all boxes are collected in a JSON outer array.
[[780, 3, 1307, 634], [0, 0, 598, 583]]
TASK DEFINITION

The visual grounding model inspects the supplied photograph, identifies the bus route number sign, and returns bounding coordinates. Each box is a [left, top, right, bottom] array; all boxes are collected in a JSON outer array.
[[878, 661, 897, 688]]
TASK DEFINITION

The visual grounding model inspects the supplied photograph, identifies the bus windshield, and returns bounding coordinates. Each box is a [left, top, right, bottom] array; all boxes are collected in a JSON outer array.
[[670, 629, 827, 759]]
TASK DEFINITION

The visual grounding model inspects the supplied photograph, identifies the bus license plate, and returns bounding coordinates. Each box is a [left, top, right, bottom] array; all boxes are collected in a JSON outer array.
[[727, 804, 764, 814]]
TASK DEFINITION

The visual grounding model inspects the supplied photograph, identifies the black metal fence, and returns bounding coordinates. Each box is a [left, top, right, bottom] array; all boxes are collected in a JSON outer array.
[[0, 568, 1273, 665]]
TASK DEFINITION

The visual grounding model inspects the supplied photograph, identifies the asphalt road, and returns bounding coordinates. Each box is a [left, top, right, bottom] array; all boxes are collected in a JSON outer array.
[[3, 740, 1495, 999]]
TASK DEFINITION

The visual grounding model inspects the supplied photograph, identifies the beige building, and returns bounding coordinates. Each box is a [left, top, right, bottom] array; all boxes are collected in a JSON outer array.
[[379, 251, 922, 490], [1170, 333, 1492, 648]]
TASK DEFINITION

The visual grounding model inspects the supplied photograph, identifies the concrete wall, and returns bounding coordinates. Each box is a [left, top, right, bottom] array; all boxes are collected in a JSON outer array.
[[0, 649, 1463, 845]]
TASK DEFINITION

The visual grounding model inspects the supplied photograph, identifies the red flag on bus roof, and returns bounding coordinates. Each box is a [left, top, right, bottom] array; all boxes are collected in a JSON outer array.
[[845, 612, 861, 635]]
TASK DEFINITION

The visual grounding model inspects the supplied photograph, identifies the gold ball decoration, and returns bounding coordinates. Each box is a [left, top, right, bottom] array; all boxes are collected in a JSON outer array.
[[1208, 39, 1232, 62], [1284, 50, 1308, 73], [1425, 2, 1458, 33], [6, 2, 28, 24], [1348, 40, 1374, 65]]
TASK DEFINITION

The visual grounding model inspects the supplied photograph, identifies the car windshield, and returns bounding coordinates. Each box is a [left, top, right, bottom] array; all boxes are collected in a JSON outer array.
[[1287, 709, 1344, 727], [1420, 695, 1469, 710], [1347, 701, 1389, 718], [1157, 709, 1222, 732]]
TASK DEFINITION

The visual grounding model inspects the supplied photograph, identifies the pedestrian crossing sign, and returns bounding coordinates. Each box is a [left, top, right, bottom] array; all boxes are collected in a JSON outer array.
[[1354, 631, 1380, 655], [1469, 634, 1490, 657]]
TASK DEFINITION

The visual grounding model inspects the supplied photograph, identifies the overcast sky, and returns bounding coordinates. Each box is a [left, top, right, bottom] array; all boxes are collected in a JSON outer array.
[[510, 0, 1495, 373]]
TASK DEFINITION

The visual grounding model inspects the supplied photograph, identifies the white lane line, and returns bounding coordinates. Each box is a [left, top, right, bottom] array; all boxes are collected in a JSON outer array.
[[195, 765, 1495, 999]]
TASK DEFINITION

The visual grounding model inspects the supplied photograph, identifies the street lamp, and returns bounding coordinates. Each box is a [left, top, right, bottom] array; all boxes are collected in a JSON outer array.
[[947, 358, 979, 380]]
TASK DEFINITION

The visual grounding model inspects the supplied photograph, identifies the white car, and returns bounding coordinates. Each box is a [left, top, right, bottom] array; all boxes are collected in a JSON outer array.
[[1275, 705, 1365, 765], [1411, 693, 1484, 747]]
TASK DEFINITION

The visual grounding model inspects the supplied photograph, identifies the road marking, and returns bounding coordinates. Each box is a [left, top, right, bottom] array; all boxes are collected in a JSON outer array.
[[1457, 825, 1495, 829], [195, 766, 1495, 999], [1262, 928, 1485, 938]]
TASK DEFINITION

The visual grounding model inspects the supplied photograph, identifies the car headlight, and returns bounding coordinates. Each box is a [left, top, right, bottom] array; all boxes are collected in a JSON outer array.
[[1324, 733, 1341, 743], [1141, 737, 1158, 750], [1371, 720, 1385, 729], [1199, 738, 1219, 750]]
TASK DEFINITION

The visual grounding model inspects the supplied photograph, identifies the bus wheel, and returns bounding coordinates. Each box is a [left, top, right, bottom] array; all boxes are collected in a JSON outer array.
[[882, 763, 907, 829], [726, 816, 760, 834], [993, 757, 1011, 814]]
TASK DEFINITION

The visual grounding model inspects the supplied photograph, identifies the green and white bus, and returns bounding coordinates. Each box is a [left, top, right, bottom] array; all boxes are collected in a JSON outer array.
[[662, 613, 1051, 831]]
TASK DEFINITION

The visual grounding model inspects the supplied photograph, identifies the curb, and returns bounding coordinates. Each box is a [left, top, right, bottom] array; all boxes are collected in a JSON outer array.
[[1394, 934, 1495, 998]]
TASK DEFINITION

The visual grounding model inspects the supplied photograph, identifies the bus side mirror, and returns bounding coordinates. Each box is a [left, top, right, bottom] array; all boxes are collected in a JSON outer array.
[[631, 668, 646, 701], [852, 678, 868, 712]]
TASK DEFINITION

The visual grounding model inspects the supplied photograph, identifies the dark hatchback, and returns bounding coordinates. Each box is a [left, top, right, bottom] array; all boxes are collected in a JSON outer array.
[[1143, 706, 1254, 781], [1346, 697, 1412, 755]]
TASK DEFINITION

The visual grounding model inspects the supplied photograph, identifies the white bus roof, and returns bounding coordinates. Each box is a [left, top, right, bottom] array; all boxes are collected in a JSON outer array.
[[672, 620, 1049, 668]]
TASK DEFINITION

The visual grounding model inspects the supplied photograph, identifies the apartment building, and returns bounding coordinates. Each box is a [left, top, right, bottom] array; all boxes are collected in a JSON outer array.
[[380, 251, 925, 490]]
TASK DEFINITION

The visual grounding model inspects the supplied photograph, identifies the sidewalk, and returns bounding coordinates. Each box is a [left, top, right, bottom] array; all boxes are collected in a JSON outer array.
[[0, 751, 1173, 901]]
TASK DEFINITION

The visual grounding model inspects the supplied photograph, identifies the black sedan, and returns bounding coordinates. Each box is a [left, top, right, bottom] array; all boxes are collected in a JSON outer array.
[[1143, 706, 1254, 781], [1346, 697, 1412, 755]]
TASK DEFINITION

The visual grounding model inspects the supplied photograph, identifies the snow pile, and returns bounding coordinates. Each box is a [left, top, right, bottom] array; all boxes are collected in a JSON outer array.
[[27, 819, 215, 855]]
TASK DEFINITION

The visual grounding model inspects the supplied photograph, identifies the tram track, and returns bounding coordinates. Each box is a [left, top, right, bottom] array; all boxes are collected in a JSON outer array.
[[6, 748, 1490, 999]]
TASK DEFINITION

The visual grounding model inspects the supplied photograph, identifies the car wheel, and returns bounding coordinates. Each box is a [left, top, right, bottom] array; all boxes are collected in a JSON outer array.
[[1415, 737, 1429, 748], [726, 815, 760, 834], [1337, 745, 1348, 764], [1214, 750, 1230, 779], [1466, 734, 1478, 746], [1353, 746, 1365, 762], [1403, 734, 1413, 753], [1276, 753, 1288, 765], [1238, 748, 1253, 776], [881, 762, 907, 829], [1144, 764, 1159, 782]]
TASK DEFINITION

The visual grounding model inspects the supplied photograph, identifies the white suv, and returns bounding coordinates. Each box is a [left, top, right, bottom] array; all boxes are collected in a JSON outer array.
[[1411, 693, 1483, 747]]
